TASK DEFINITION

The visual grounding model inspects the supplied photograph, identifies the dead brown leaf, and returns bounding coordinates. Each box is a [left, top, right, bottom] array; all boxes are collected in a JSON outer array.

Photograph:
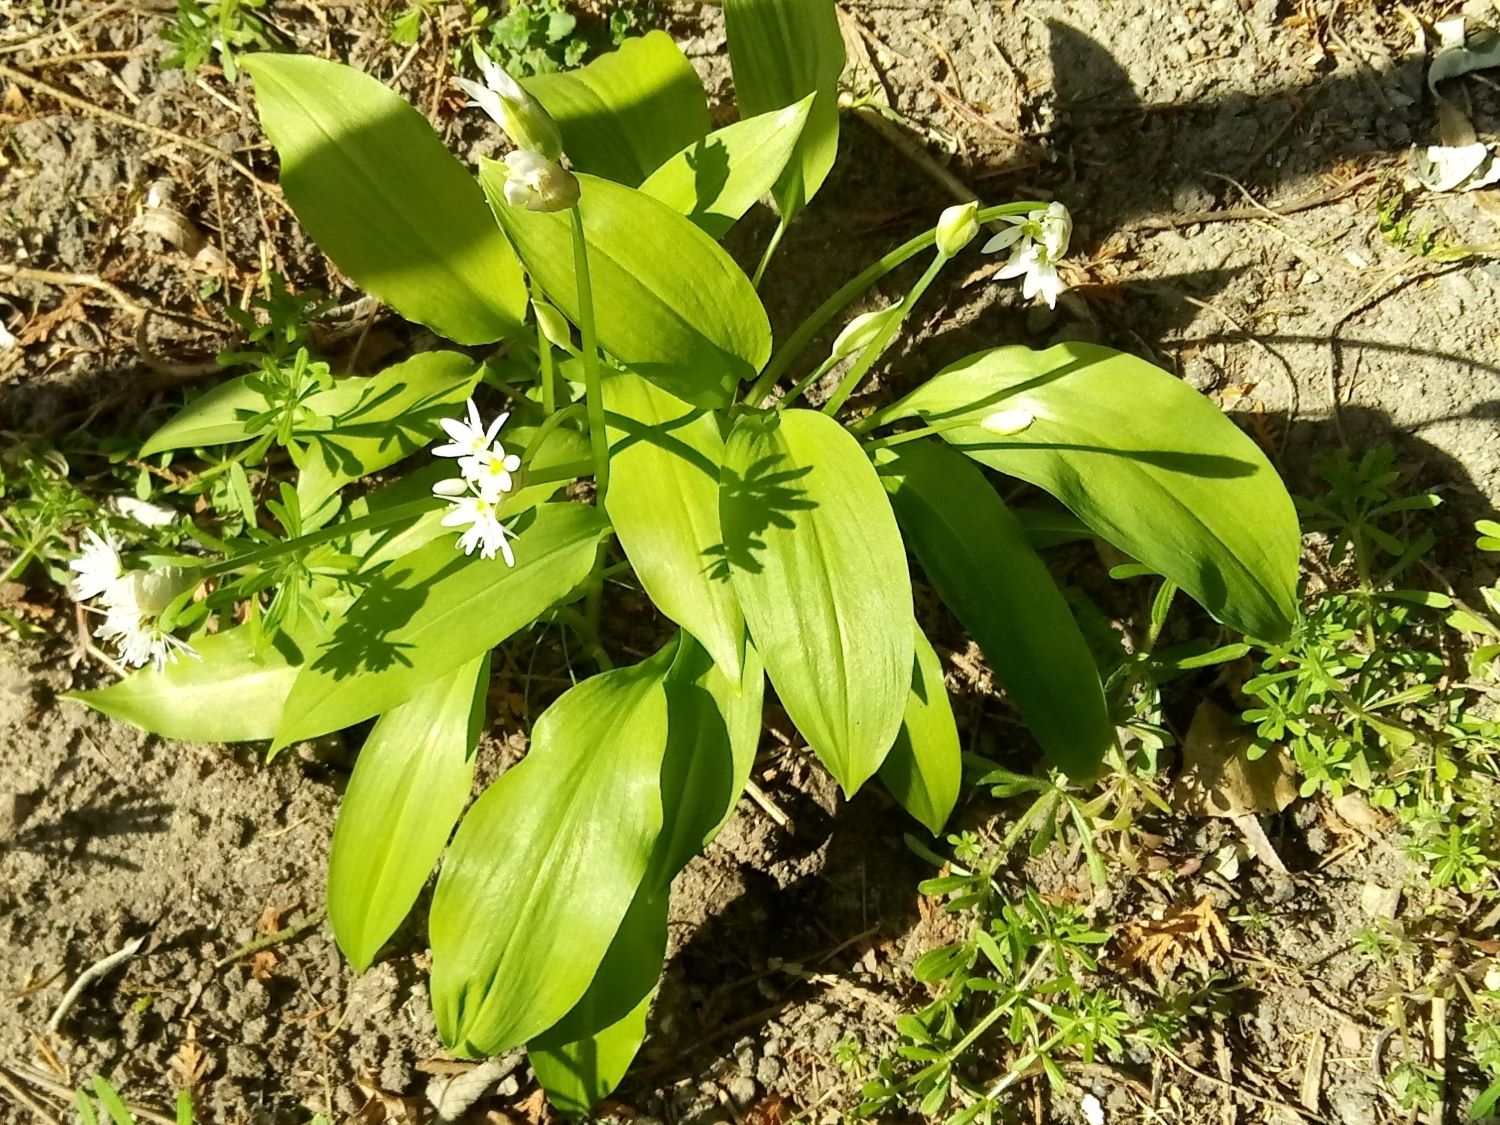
[[247, 949, 277, 982], [745, 1093, 792, 1125], [1170, 701, 1296, 818], [1116, 896, 1231, 978], [169, 1025, 210, 1090]]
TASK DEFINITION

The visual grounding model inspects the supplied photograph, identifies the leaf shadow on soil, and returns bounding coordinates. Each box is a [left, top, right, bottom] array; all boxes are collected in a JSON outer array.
[[7, 778, 171, 872]]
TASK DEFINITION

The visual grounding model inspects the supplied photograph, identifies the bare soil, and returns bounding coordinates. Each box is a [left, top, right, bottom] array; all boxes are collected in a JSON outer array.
[[2, 1, 1499, 1123]]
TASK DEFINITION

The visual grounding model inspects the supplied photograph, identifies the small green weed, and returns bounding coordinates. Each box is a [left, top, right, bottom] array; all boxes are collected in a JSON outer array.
[[1376, 183, 1474, 263], [858, 832, 1124, 1122], [391, 0, 657, 76], [75, 1076, 195, 1125], [160, 0, 276, 81]]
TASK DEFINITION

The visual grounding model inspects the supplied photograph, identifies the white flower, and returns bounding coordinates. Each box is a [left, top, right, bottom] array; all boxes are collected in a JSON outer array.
[[433, 399, 508, 460], [982, 201, 1073, 308], [935, 200, 980, 257], [433, 479, 515, 565], [461, 446, 523, 501], [502, 149, 581, 213], [113, 495, 178, 528], [94, 569, 198, 671], [68, 528, 124, 602], [455, 48, 563, 160]]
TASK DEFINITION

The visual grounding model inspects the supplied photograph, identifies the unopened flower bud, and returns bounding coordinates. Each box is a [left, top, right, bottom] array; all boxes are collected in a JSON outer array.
[[935, 201, 980, 257], [503, 150, 581, 213], [456, 49, 564, 160], [979, 406, 1035, 435], [532, 298, 574, 351], [831, 306, 900, 360]]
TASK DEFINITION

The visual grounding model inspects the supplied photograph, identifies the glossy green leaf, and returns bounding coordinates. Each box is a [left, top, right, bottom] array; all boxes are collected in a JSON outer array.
[[879, 343, 1300, 641], [528, 890, 666, 1115], [67, 622, 318, 743], [604, 369, 745, 678], [484, 170, 771, 408], [723, 0, 844, 219], [527, 634, 763, 1114], [721, 409, 910, 794], [639, 96, 814, 238], [243, 54, 526, 344], [294, 352, 482, 510], [274, 503, 609, 747], [523, 32, 710, 186], [430, 649, 673, 1057], [876, 440, 1114, 777], [879, 624, 961, 834], [328, 655, 488, 972]]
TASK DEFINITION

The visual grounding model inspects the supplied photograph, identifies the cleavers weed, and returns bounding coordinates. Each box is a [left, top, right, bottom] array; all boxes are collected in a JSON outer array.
[[67, 0, 1300, 1113]]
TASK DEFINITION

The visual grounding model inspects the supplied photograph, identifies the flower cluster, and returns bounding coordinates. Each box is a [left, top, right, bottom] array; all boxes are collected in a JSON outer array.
[[983, 201, 1073, 309], [431, 399, 522, 565], [69, 529, 197, 671], [456, 49, 579, 213]]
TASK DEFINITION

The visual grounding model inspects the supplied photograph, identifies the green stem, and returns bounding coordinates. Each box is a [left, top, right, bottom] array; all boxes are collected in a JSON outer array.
[[770, 353, 840, 410], [744, 200, 1045, 405], [752, 217, 788, 289], [822, 250, 947, 417], [570, 209, 610, 504], [858, 414, 984, 450], [532, 276, 557, 417]]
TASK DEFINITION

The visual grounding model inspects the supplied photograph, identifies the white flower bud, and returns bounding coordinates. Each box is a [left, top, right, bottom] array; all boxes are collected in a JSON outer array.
[[503, 150, 581, 213], [979, 406, 1035, 435], [935, 201, 980, 257], [831, 306, 900, 360], [456, 49, 564, 160]]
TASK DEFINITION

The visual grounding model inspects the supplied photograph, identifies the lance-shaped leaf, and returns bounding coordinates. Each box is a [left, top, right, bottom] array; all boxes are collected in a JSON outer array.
[[604, 369, 745, 678], [528, 634, 764, 1113], [723, 0, 844, 219], [483, 169, 771, 409], [66, 622, 318, 743], [876, 440, 1114, 778], [523, 32, 710, 186], [639, 96, 814, 238], [430, 649, 673, 1057], [141, 352, 479, 460], [877, 343, 1300, 642], [328, 655, 488, 972], [879, 624, 961, 834], [243, 54, 526, 345], [721, 409, 910, 794], [274, 503, 609, 747]]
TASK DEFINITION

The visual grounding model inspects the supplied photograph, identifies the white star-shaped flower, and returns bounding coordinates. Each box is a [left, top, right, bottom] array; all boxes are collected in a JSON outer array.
[[433, 399, 508, 460], [461, 446, 523, 501], [433, 479, 516, 565], [68, 528, 124, 602], [94, 569, 199, 671], [982, 201, 1073, 308]]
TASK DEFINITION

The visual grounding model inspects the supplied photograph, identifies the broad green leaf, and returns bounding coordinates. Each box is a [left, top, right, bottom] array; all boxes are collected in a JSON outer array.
[[723, 0, 844, 219], [294, 351, 482, 510], [483, 169, 771, 408], [604, 369, 745, 678], [639, 96, 814, 238], [876, 440, 1114, 777], [530, 975, 654, 1117], [528, 633, 763, 1114], [243, 54, 526, 344], [721, 409, 910, 794], [274, 503, 609, 746], [879, 624, 961, 834], [879, 343, 1300, 642], [529, 890, 666, 1115], [141, 351, 479, 466], [67, 622, 319, 743], [524, 32, 710, 186], [430, 649, 673, 1056], [328, 655, 488, 972]]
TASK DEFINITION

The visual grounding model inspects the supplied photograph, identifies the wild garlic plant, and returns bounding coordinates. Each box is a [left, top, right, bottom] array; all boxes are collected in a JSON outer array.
[[70, 0, 1300, 1113]]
